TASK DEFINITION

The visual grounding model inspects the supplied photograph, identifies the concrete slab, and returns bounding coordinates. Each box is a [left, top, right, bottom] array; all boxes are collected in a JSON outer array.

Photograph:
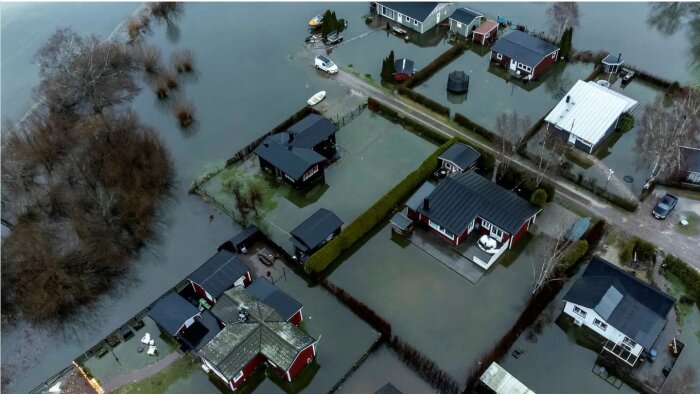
[[407, 228, 485, 284]]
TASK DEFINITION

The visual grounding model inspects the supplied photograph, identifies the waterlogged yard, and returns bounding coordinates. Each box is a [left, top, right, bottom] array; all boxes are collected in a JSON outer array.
[[198, 110, 437, 253], [328, 203, 581, 381]]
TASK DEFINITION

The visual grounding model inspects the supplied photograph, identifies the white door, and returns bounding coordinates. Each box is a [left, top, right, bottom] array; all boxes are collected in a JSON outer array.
[[397, 13, 402, 23], [467, 219, 475, 234], [509, 59, 517, 71], [568, 132, 577, 145]]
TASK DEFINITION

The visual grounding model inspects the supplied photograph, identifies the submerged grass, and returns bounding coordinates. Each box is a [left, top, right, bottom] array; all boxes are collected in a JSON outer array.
[[112, 354, 198, 394], [675, 212, 699, 236]]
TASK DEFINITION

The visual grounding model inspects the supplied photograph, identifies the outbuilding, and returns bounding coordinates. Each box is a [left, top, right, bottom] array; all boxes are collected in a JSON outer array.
[[446, 70, 469, 93], [438, 142, 480, 173], [187, 249, 251, 304], [149, 292, 201, 337], [545, 80, 638, 153], [472, 19, 498, 45], [448, 7, 482, 38], [491, 31, 559, 79], [678, 146, 700, 184], [393, 58, 416, 82], [375, 2, 454, 34], [218, 225, 262, 254], [289, 208, 343, 261]]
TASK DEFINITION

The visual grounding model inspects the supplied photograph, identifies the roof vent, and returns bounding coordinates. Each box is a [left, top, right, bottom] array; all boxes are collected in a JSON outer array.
[[566, 95, 570, 104], [238, 308, 249, 322], [288, 131, 295, 142], [618, 52, 622, 62]]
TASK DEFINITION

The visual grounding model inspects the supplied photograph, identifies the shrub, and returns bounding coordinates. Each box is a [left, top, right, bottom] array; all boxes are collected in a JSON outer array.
[[380, 50, 396, 82], [397, 86, 450, 117], [163, 70, 178, 89], [559, 27, 573, 59], [530, 188, 548, 209], [153, 77, 168, 99], [664, 255, 700, 304], [617, 113, 634, 133], [172, 49, 194, 73], [305, 139, 456, 273], [560, 240, 589, 274], [127, 15, 149, 42], [581, 220, 605, 252], [175, 101, 195, 127], [139, 45, 162, 74], [621, 237, 656, 263]]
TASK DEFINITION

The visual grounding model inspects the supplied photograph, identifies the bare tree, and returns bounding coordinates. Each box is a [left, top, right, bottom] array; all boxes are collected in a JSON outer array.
[[661, 365, 698, 394], [547, 2, 580, 39], [33, 28, 139, 114], [636, 88, 700, 189], [533, 124, 568, 187], [495, 111, 531, 178], [149, 2, 184, 24], [532, 221, 568, 294]]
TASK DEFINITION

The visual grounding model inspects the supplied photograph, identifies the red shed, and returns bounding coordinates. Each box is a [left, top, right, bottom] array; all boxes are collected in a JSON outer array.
[[491, 31, 559, 80], [472, 20, 498, 45]]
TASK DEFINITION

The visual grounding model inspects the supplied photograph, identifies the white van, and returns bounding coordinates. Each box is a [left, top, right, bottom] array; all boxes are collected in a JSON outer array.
[[315, 55, 338, 74]]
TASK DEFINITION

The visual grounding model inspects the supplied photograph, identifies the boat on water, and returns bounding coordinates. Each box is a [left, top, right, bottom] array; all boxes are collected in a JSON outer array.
[[309, 15, 323, 27], [307, 91, 326, 106]]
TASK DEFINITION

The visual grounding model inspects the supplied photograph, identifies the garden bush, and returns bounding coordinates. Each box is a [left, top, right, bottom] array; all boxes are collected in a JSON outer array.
[[664, 255, 700, 304], [617, 113, 634, 133], [305, 139, 456, 273], [397, 86, 450, 117], [620, 237, 656, 263], [530, 189, 548, 209], [560, 240, 589, 274]]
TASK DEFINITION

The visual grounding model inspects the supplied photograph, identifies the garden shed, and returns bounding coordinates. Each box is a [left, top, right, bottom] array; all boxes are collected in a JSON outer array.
[[447, 70, 469, 93]]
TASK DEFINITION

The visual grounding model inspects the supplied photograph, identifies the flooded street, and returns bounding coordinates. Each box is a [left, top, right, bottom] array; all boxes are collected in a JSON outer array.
[[2, 2, 699, 393]]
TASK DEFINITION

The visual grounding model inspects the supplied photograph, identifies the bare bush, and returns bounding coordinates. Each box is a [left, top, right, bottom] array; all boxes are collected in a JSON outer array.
[[153, 77, 169, 99], [172, 49, 194, 73], [149, 2, 184, 23], [139, 45, 162, 74], [547, 2, 580, 39], [175, 101, 195, 127], [495, 111, 531, 177], [163, 70, 179, 89], [127, 15, 150, 42]]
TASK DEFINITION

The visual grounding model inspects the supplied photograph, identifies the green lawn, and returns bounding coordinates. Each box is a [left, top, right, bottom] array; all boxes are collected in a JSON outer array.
[[675, 212, 699, 236], [113, 354, 200, 394]]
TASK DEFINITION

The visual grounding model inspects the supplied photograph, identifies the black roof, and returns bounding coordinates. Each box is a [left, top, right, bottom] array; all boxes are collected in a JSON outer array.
[[375, 383, 403, 394], [394, 58, 415, 75], [290, 208, 343, 252], [679, 146, 700, 173], [492, 31, 559, 67], [188, 250, 249, 299], [417, 172, 540, 236], [246, 278, 302, 321], [254, 136, 326, 180], [439, 142, 480, 170], [379, 2, 440, 21], [450, 8, 482, 24], [179, 310, 221, 351], [283, 114, 338, 149], [564, 257, 675, 350], [218, 225, 261, 253], [149, 292, 200, 336]]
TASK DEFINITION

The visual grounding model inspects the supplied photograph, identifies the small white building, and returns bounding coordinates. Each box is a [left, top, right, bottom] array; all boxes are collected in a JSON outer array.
[[479, 362, 535, 394], [562, 257, 675, 366], [545, 80, 638, 154]]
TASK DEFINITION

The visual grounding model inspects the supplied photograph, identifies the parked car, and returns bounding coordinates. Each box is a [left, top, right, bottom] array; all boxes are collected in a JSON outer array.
[[314, 55, 338, 74], [257, 248, 277, 266], [652, 193, 678, 220]]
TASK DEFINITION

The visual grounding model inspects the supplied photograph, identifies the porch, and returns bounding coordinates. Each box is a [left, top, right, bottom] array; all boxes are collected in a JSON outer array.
[[603, 340, 640, 367], [457, 232, 509, 270]]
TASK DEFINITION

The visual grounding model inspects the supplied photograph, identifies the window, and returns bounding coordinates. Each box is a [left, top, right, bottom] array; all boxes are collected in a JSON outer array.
[[233, 370, 244, 382], [491, 226, 503, 239], [415, 20, 419, 26], [622, 337, 636, 350], [517, 63, 532, 72], [481, 221, 491, 231], [456, 21, 462, 28], [429, 220, 455, 240], [302, 165, 319, 181], [496, 53, 502, 60], [593, 318, 608, 331], [573, 306, 587, 318], [405, 16, 412, 23]]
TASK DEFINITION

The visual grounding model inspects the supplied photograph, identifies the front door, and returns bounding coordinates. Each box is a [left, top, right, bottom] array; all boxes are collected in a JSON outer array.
[[568, 132, 577, 145], [397, 13, 402, 23], [467, 219, 475, 234], [509, 59, 517, 71], [436, 12, 440, 24]]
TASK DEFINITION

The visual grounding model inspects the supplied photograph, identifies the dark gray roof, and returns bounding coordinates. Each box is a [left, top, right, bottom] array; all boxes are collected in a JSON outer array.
[[290, 208, 343, 252], [201, 287, 315, 379], [254, 135, 326, 180], [679, 146, 700, 173], [439, 142, 480, 170], [379, 2, 440, 21], [375, 383, 403, 394], [405, 182, 435, 211], [492, 31, 559, 67], [246, 278, 302, 321], [180, 310, 222, 352], [417, 172, 540, 236], [563, 257, 675, 350], [282, 114, 338, 149], [450, 8, 482, 24], [149, 293, 200, 336], [218, 225, 261, 253], [188, 250, 249, 299], [390, 212, 413, 231], [394, 58, 415, 75]]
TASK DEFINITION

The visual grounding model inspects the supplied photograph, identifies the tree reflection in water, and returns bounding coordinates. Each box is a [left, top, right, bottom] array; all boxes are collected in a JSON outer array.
[[647, 2, 700, 76]]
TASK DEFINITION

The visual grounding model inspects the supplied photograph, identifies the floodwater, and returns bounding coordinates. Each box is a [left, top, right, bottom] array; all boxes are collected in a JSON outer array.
[[2, 2, 698, 392]]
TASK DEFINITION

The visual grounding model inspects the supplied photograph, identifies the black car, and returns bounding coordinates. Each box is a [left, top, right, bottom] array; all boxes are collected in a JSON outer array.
[[652, 193, 678, 220]]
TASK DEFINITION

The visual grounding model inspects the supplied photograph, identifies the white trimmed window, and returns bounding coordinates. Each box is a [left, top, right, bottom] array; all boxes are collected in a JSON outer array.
[[517, 63, 532, 72], [491, 226, 503, 239], [456, 21, 462, 28], [302, 165, 319, 181], [406, 16, 412, 23], [593, 318, 608, 331], [622, 337, 636, 350], [573, 305, 587, 318], [429, 220, 455, 240], [496, 53, 502, 60], [481, 221, 491, 231], [415, 20, 419, 26], [233, 370, 244, 382]]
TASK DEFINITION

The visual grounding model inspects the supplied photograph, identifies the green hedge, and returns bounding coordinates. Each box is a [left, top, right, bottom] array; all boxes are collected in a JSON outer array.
[[397, 86, 450, 117], [617, 113, 634, 133], [664, 255, 700, 304], [560, 240, 589, 274], [403, 44, 466, 88], [620, 237, 657, 263], [368, 97, 449, 145], [305, 139, 457, 273], [453, 112, 503, 144], [530, 189, 547, 209]]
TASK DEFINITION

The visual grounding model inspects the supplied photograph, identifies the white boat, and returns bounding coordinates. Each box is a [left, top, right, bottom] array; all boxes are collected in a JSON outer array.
[[307, 91, 326, 106]]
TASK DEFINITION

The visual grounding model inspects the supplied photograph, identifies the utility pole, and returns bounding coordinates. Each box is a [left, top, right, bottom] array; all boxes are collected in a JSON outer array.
[[604, 169, 614, 190]]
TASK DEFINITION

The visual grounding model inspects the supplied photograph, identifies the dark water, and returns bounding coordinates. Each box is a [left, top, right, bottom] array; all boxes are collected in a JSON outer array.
[[1, 2, 698, 392]]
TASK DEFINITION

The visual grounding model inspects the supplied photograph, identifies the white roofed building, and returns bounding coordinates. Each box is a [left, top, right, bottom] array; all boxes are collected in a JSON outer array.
[[545, 80, 638, 154]]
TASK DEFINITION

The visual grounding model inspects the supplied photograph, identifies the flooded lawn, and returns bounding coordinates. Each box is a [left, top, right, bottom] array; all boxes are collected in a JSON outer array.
[[413, 48, 594, 132], [336, 346, 435, 394], [328, 202, 578, 381], [199, 110, 437, 253]]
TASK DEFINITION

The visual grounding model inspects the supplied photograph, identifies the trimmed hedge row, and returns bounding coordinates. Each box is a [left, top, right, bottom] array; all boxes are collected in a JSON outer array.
[[664, 255, 700, 304], [403, 44, 466, 88], [397, 86, 450, 117], [620, 237, 656, 263], [560, 240, 589, 274], [368, 97, 449, 145], [305, 138, 457, 273]]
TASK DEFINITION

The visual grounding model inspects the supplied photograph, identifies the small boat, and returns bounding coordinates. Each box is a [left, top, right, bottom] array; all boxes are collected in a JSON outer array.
[[596, 80, 611, 88], [307, 91, 326, 106], [309, 15, 323, 27], [305, 33, 321, 43], [620, 67, 636, 83], [391, 25, 407, 35]]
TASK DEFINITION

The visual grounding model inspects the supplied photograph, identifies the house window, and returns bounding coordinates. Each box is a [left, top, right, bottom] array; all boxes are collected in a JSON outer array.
[[429, 220, 455, 240], [415, 20, 419, 26], [622, 337, 636, 350], [405, 16, 412, 23], [456, 21, 462, 28], [593, 318, 608, 331], [496, 53, 502, 60], [302, 165, 319, 181], [481, 221, 491, 231], [233, 370, 244, 382], [573, 306, 587, 318], [517, 63, 532, 72], [491, 226, 503, 239]]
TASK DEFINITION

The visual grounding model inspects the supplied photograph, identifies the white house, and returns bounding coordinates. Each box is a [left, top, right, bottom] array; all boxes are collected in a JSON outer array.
[[545, 80, 638, 154], [375, 2, 454, 34], [562, 257, 675, 366]]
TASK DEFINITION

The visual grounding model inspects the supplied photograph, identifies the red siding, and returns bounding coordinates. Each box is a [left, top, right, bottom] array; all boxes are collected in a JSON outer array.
[[532, 50, 558, 78], [288, 308, 303, 325], [192, 282, 214, 303], [287, 344, 316, 381], [456, 228, 470, 245], [244, 272, 252, 287], [230, 354, 265, 389], [407, 209, 420, 221], [512, 218, 531, 244], [491, 51, 510, 68]]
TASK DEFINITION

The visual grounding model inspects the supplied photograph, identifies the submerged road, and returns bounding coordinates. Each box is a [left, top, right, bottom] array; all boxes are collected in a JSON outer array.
[[333, 70, 700, 269]]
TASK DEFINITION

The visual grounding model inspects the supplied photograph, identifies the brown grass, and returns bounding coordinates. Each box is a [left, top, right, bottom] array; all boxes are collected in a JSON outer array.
[[139, 46, 162, 74], [172, 49, 194, 73], [175, 101, 195, 127], [153, 77, 168, 99], [163, 70, 178, 89]]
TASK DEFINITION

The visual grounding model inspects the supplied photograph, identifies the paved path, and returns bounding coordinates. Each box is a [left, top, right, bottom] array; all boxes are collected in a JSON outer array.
[[101, 351, 184, 393], [333, 70, 700, 269]]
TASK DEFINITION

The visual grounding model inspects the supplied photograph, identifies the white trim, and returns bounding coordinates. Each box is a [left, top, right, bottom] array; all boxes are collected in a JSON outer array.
[[232, 369, 244, 382], [496, 53, 502, 60], [429, 220, 455, 240], [593, 318, 608, 331], [283, 342, 317, 380]]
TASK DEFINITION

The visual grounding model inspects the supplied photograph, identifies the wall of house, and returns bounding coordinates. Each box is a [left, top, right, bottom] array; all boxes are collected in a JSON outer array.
[[288, 308, 303, 325], [532, 50, 559, 78], [286, 344, 317, 382], [378, 3, 452, 34], [231, 354, 266, 389], [563, 302, 644, 356], [490, 51, 510, 68], [192, 282, 216, 303], [313, 137, 336, 159], [474, 28, 497, 45], [511, 217, 532, 245], [449, 18, 480, 37]]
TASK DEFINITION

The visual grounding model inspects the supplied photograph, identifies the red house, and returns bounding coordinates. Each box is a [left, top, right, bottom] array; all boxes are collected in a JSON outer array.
[[406, 171, 540, 248], [490, 31, 559, 80], [472, 20, 498, 45], [393, 58, 416, 82], [198, 278, 315, 391], [187, 249, 252, 304]]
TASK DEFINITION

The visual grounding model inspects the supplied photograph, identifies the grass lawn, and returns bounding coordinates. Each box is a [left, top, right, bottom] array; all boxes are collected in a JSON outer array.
[[664, 271, 694, 324], [675, 212, 699, 236], [113, 354, 200, 394]]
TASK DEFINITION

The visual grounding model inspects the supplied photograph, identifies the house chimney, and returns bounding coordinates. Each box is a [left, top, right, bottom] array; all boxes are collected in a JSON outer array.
[[618, 53, 622, 62], [263, 143, 269, 147], [566, 95, 570, 104], [423, 198, 430, 210], [288, 131, 295, 142]]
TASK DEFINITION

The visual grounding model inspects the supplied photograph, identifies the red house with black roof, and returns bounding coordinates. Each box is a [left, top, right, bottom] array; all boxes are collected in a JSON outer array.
[[406, 171, 540, 248], [187, 249, 252, 305], [491, 31, 559, 79], [289, 208, 343, 262]]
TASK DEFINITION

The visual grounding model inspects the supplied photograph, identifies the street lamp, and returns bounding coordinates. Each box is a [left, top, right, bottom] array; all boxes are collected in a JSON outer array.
[[604, 169, 614, 190]]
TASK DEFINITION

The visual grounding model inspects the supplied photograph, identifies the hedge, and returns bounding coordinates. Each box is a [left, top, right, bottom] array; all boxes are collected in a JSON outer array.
[[368, 97, 449, 145], [620, 237, 656, 263], [403, 43, 466, 88], [617, 113, 634, 133], [560, 240, 589, 274], [664, 255, 700, 304], [530, 189, 547, 209], [305, 138, 457, 273], [397, 86, 450, 117], [453, 112, 503, 145]]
